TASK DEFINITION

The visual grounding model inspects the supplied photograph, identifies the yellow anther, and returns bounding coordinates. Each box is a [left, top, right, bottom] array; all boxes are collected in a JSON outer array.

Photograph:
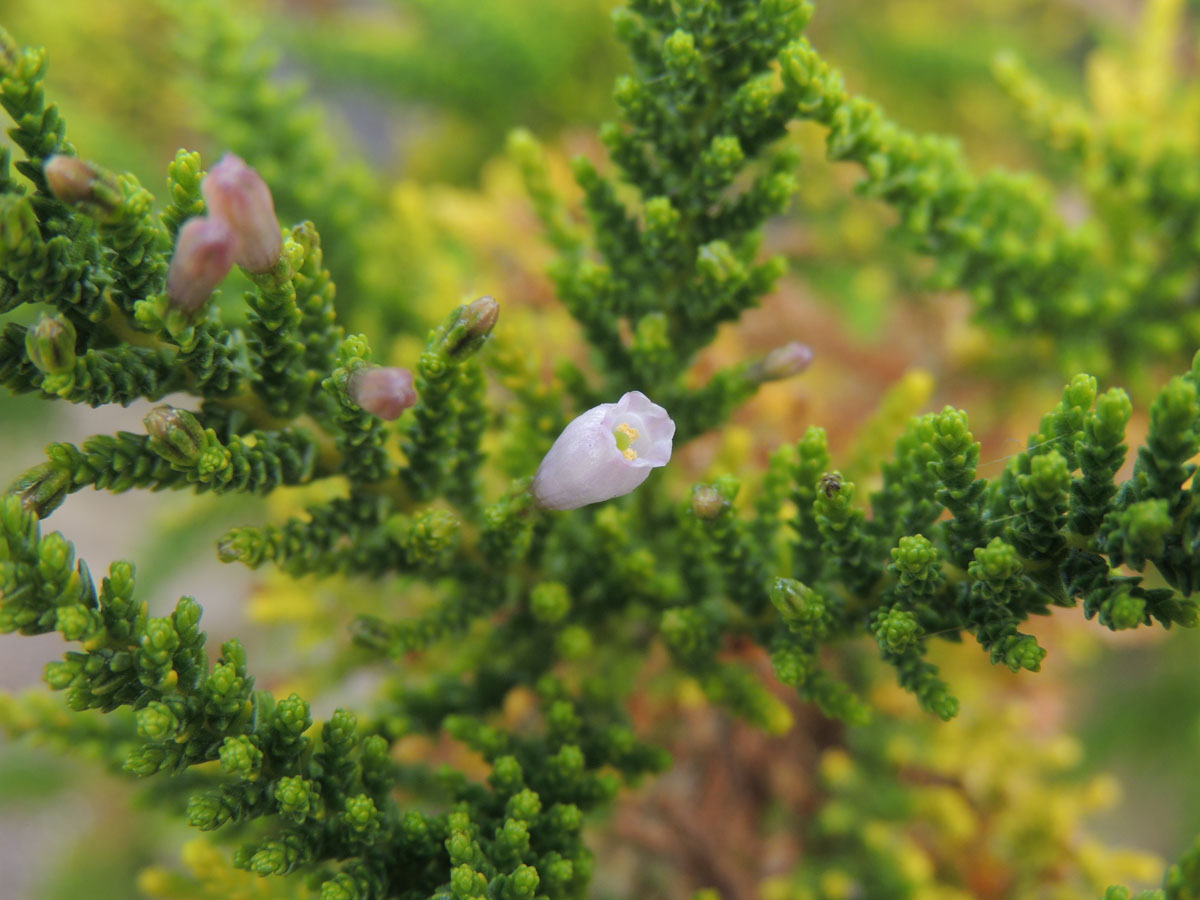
[[614, 422, 640, 460]]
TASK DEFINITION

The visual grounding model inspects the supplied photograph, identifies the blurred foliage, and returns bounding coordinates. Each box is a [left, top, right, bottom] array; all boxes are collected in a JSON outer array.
[[1075, 629, 1200, 855], [277, 0, 621, 183], [775, 645, 1165, 900]]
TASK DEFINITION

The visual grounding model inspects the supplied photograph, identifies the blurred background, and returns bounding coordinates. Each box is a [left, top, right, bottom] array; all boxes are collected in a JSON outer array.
[[1, 0, 1198, 897]]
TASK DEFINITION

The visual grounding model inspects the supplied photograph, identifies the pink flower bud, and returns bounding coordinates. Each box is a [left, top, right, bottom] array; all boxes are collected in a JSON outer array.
[[348, 367, 418, 420], [440, 295, 500, 360], [44, 155, 121, 216], [754, 341, 814, 382], [44, 155, 98, 204], [202, 153, 283, 273], [532, 391, 675, 511], [166, 216, 236, 315]]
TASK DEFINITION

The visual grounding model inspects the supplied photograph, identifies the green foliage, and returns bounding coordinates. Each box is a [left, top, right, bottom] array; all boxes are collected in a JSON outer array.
[[168, 0, 383, 325], [513, 0, 816, 429], [4, 1, 1200, 899], [778, 26, 1200, 376]]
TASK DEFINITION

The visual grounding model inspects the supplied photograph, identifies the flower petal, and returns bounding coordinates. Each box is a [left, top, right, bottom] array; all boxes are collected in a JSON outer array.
[[532, 393, 674, 510]]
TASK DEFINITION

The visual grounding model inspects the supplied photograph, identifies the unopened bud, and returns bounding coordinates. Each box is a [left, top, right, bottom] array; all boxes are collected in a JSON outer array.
[[464, 294, 499, 336], [752, 341, 813, 382], [347, 366, 418, 420], [690, 484, 727, 520], [166, 216, 236, 315], [44, 155, 96, 203], [439, 295, 500, 360], [25, 315, 76, 374], [770, 577, 828, 635], [43, 155, 121, 214], [144, 406, 207, 467], [202, 153, 283, 273], [9, 462, 71, 518]]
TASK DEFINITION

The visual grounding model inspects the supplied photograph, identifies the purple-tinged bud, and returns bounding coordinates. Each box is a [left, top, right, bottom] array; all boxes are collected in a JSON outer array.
[[752, 341, 814, 382], [166, 216, 236, 315], [44, 155, 97, 204], [439, 295, 500, 360], [532, 391, 674, 510], [145, 405, 208, 467], [464, 294, 500, 337], [44, 155, 122, 217], [347, 366, 418, 420], [25, 315, 76, 375], [202, 153, 283, 273]]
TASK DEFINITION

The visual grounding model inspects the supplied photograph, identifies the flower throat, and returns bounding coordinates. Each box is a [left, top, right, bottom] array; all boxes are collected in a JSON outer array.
[[614, 422, 639, 460]]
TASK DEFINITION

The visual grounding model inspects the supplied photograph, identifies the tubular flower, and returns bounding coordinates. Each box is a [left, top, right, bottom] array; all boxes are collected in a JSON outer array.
[[348, 366, 418, 420], [166, 216, 236, 315], [202, 153, 283, 273], [532, 391, 674, 510]]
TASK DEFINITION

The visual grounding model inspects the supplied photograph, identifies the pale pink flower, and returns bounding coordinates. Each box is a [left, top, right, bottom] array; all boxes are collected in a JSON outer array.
[[532, 391, 674, 510], [202, 153, 283, 273], [166, 216, 236, 314], [348, 367, 418, 420]]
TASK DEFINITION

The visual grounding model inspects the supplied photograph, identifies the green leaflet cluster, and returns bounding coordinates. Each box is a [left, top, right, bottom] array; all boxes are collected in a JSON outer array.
[[510, 0, 819, 438], [0, 12, 676, 895], [778, 36, 1200, 376], [0, 19, 503, 526], [3, 1, 1200, 899], [643, 359, 1200, 737], [780, 364, 1199, 720], [0, 496, 667, 900]]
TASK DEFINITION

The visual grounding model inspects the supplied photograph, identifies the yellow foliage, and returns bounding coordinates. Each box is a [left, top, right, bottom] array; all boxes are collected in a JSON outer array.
[[787, 640, 1166, 897], [844, 368, 935, 482]]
